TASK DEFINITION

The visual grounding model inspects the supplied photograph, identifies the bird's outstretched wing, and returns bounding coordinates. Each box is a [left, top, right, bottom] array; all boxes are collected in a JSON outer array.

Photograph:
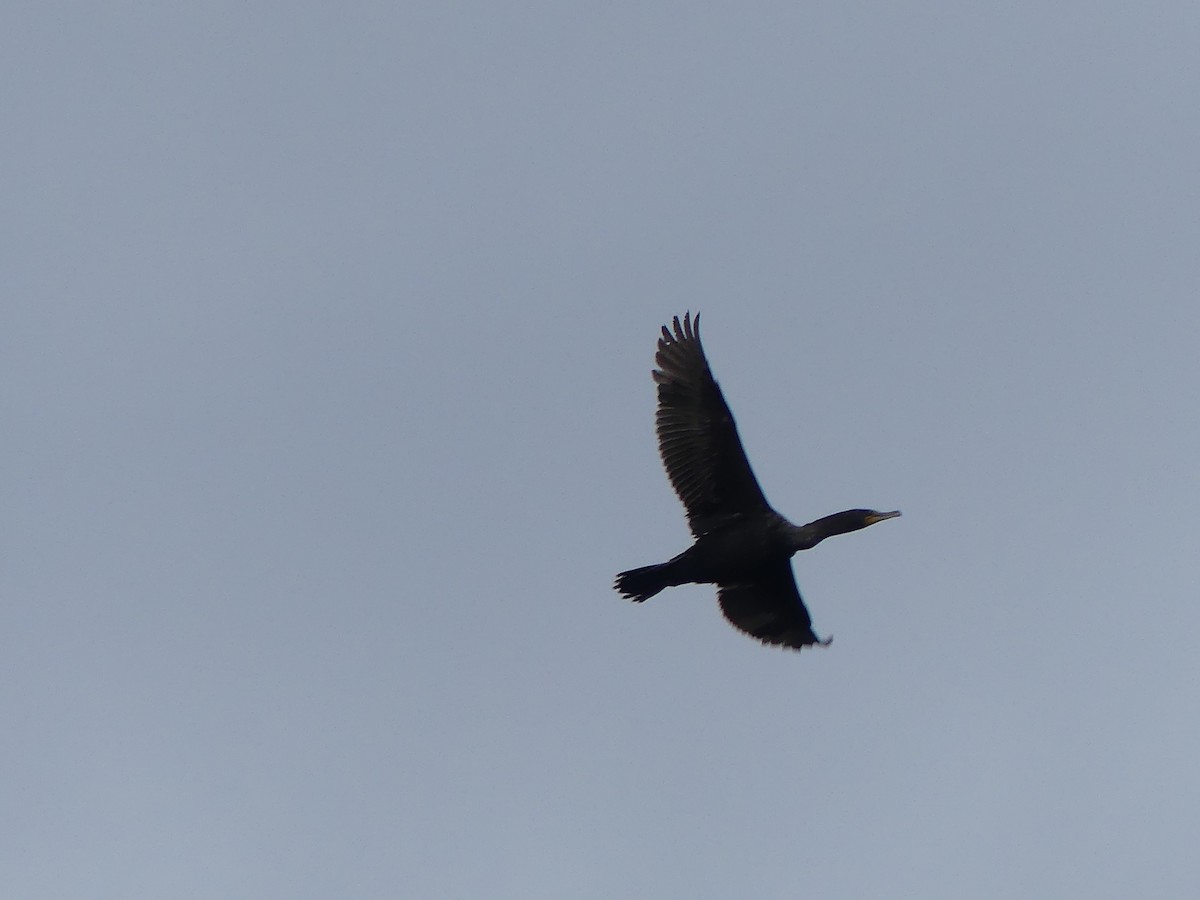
[[653, 312, 771, 536], [717, 560, 830, 650]]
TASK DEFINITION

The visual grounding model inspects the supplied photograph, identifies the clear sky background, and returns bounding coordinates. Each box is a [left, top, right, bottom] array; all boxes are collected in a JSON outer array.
[[4, 3, 1198, 898]]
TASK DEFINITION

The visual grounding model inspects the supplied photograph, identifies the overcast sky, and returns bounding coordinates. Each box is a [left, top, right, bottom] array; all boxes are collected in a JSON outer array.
[[4, 3, 1199, 897]]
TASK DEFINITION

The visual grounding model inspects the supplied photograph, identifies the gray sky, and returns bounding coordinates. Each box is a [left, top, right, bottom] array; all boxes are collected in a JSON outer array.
[[4, 3, 1199, 897]]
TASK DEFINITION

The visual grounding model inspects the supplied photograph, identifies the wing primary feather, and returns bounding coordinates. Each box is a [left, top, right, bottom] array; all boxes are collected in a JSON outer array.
[[650, 311, 771, 535]]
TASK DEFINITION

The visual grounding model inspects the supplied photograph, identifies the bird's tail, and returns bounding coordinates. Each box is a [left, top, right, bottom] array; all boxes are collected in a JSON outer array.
[[614, 562, 676, 603]]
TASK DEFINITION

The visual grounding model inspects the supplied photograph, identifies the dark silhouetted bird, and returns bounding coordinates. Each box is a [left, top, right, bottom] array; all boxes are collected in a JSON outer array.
[[614, 313, 900, 650]]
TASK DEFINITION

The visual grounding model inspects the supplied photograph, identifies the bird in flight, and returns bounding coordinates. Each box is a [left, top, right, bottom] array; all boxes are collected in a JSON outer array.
[[614, 313, 900, 650]]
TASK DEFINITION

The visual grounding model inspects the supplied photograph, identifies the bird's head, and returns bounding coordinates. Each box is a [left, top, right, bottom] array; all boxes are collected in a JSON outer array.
[[816, 508, 902, 537], [862, 509, 902, 526]]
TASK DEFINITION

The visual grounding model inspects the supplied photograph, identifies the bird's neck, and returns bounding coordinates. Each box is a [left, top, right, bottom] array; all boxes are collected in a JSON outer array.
[[785, 511, 868, 552], [783, 521, 823, 552]]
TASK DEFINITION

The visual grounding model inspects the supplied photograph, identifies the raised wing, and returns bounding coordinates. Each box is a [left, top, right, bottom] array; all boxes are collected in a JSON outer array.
[[717, 560, 830, 650], [653, 312, 771, 536]]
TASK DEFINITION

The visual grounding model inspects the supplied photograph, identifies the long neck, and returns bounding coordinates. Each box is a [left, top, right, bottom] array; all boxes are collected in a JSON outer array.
[[785, 510, 870, 552]]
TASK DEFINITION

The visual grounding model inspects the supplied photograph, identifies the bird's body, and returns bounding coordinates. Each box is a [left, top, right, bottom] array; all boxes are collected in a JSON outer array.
[[614, 313, 899, 651], [664, 513, 797, 586]]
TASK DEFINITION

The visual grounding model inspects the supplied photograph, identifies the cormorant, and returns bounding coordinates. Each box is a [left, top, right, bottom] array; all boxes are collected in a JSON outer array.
[[614, 313, 900, 650]]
